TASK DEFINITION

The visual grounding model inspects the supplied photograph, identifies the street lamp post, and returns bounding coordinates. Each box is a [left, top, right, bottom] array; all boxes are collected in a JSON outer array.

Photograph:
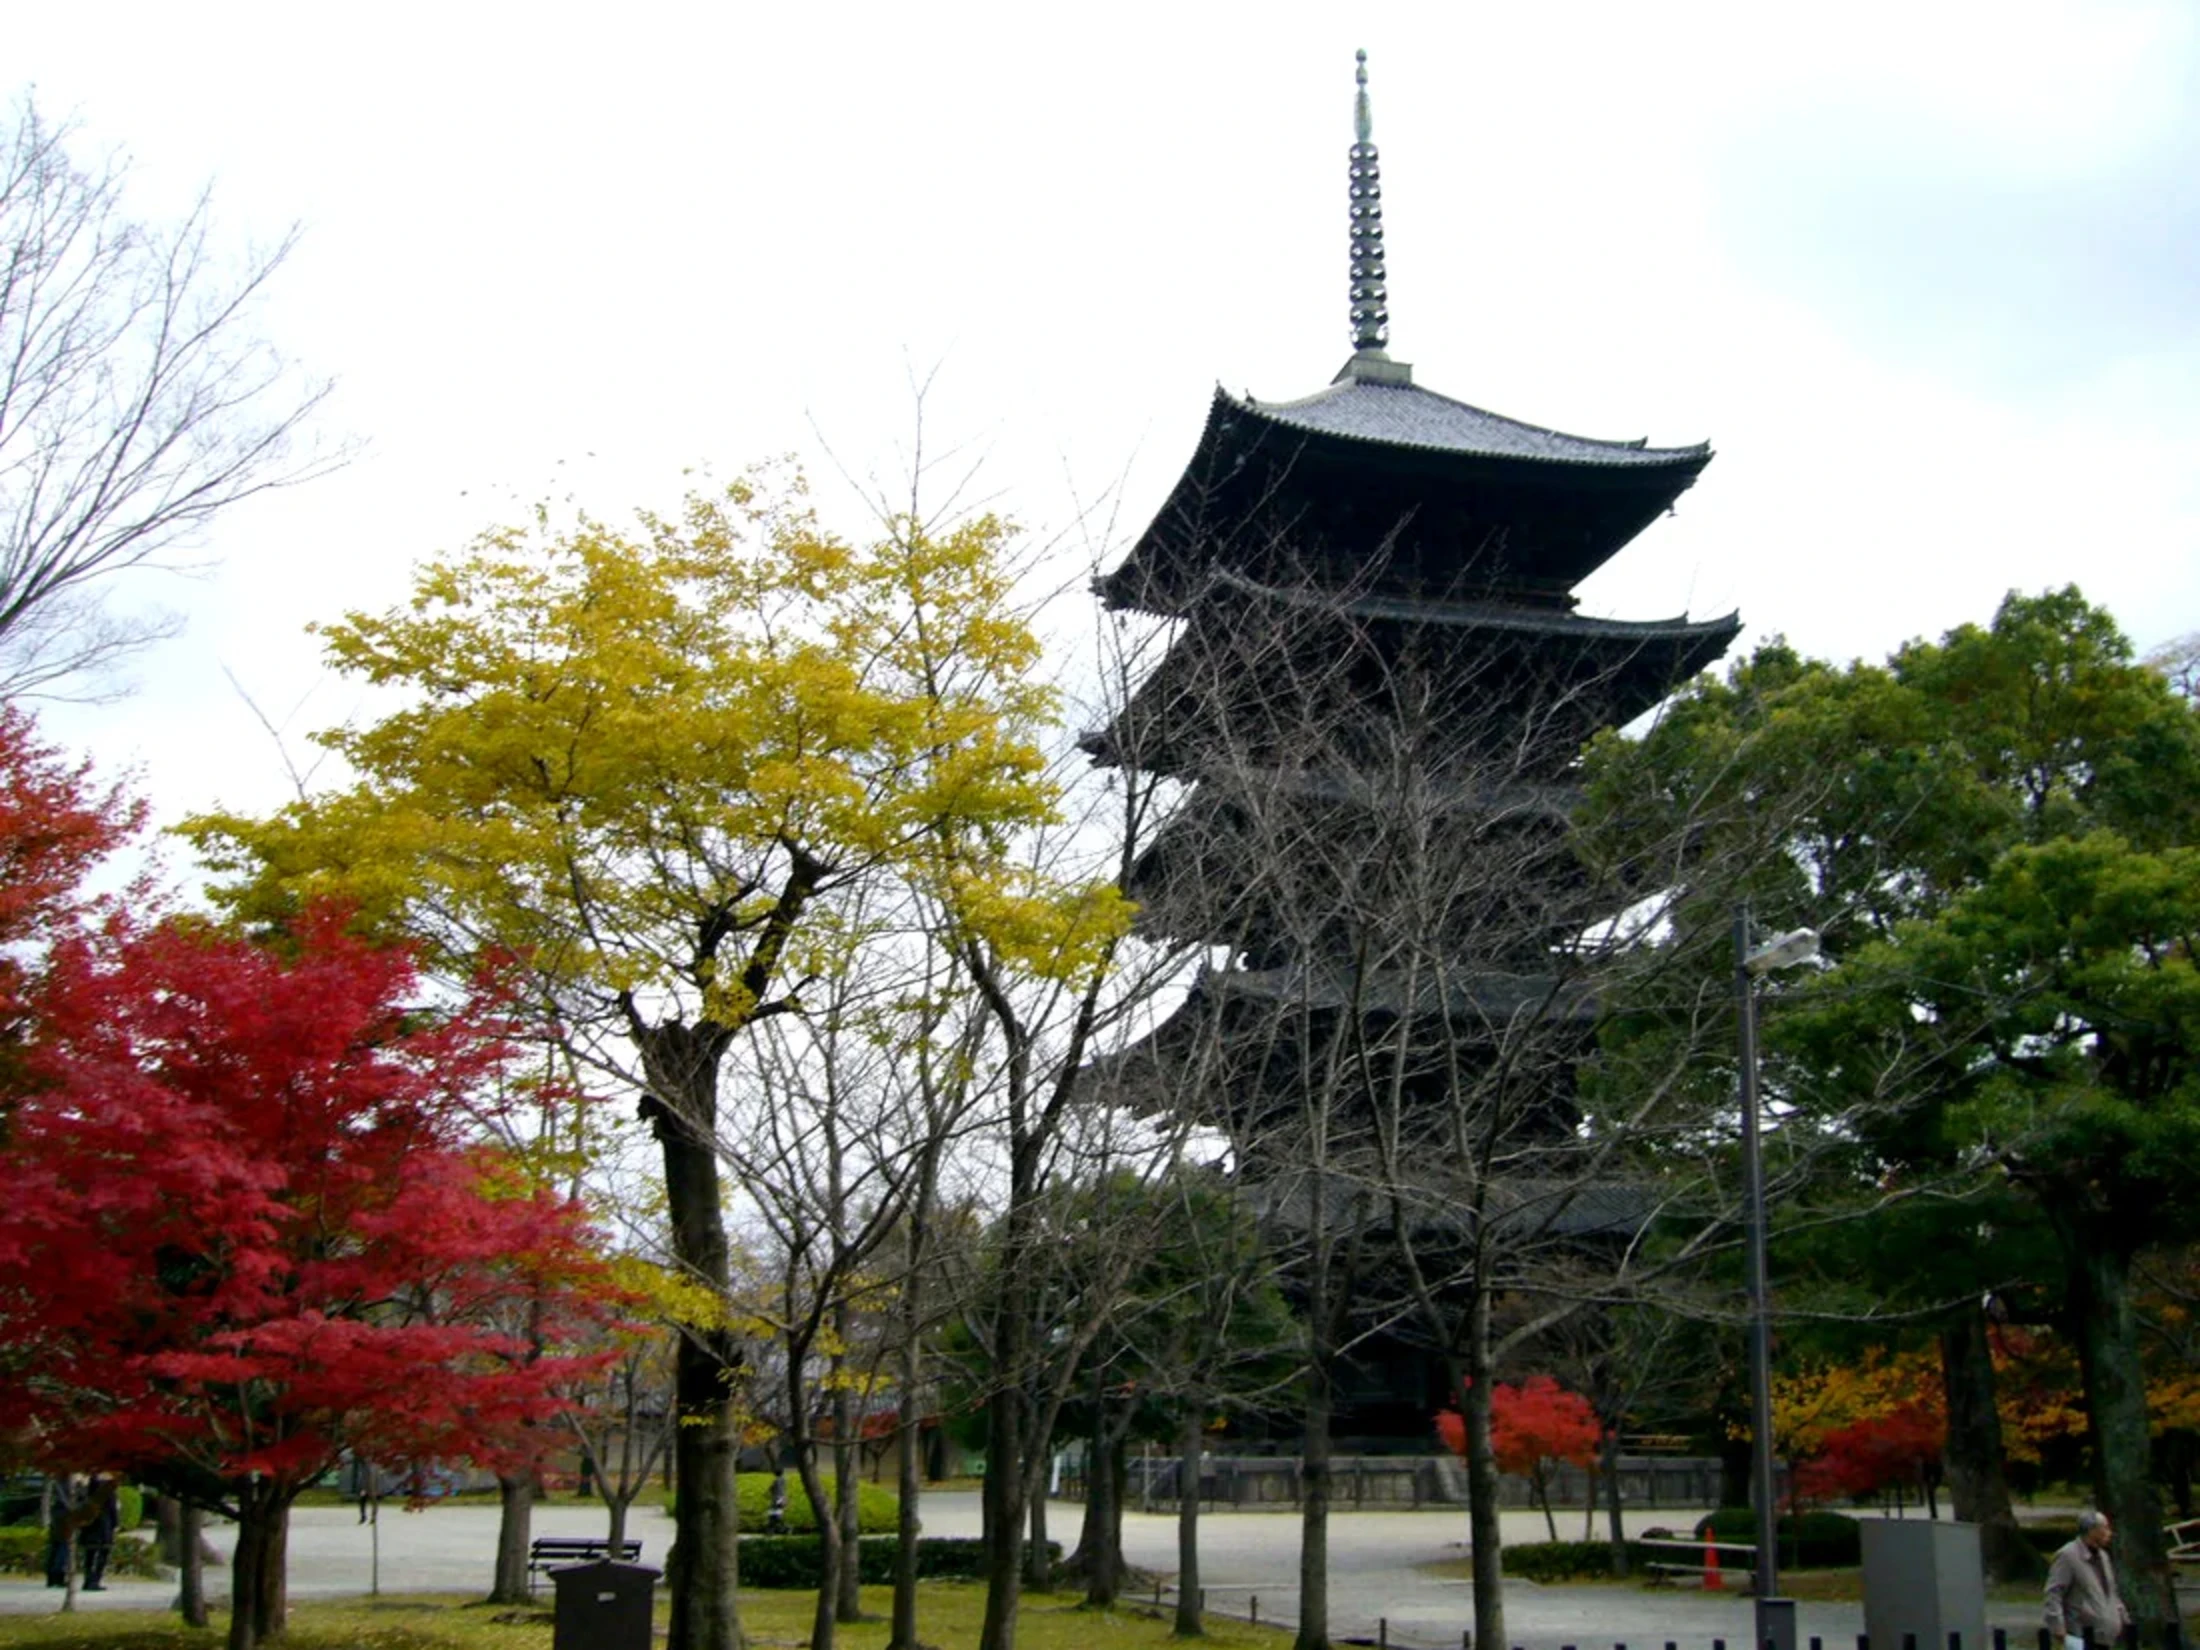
[[1736, 906, 1818, 1650]]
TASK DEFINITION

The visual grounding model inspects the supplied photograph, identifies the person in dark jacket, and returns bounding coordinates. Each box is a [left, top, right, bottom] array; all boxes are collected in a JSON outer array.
[[42, 1475, 81, 1588], [78, 1476, 119, 1591]]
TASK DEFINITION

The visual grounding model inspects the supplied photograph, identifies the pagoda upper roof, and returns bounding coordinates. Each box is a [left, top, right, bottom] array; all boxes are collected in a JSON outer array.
[[1100, 378, 1713, 613], [1239, 372, 1709, 471]]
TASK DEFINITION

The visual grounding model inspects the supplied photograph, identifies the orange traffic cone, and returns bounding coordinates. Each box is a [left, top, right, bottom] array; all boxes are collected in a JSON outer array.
[[1703, 1537, 1723, 1591]]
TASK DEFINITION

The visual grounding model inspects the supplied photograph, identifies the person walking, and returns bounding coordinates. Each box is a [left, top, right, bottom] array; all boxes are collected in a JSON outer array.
[[42, 1475, 81, 1589], [78, 1476, 119, 1591], [2045, 1509, 2132, 1650]]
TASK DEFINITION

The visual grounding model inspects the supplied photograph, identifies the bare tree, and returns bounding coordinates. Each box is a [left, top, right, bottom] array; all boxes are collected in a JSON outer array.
[[0, 95, 337, 697], [561, 1331, 677, 1551], [1096, 556, 1763, 1650]]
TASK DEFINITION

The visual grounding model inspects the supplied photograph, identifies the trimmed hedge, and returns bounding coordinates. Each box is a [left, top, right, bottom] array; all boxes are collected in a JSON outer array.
[[663, 1473, 898, 1535], [737, 1535, 1058, 1589], [1694, 1507, 1861, 1569], [1500, 1540, 1644, 1582]]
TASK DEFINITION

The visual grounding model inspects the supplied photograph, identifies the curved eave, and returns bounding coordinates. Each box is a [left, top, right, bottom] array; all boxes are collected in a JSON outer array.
[[1209, 963, 1597, 1024], [1101, 384, 1713, 612], [1206, 570, 1740, 648], [1236, 381, 1710, 472]]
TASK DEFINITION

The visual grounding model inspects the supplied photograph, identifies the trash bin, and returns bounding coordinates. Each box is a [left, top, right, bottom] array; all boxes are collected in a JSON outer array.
[[551, 1558, 658, 1650]]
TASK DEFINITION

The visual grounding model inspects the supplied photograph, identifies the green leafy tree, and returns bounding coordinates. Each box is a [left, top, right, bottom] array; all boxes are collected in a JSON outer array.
[[1808, 831, 2200, 1627], [1583, 587, 2200, 1607]]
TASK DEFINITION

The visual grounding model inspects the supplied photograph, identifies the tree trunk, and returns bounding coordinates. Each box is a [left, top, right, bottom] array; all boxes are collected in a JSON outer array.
[[834, 1332, 864, 1623], [1026, 1475, 1052, 1590], [227, 1487, 290, 1650], [1601, 1426, 1629, 1577], [1465, 1286, 1506, 1650], [606, 1491, 632, 1552], [488, 1472, 535, 1604], [887, 1157, 934, 1650], [1296, 1334, 1333, 1650], [786, 1329, 841, 1650], [798, 1438, 840, 1650], [644, 1026, 742, 1650], [1939, 1303, 2041, 1582], [2063, 1228, 2175, 1639], [227, 1519, 267, 1650], [1174, 1401, 1205, 1637], [978, 1371, 1027, 1650], [889, 1370, 925, 1650], [1080, 1394, 1126, 1608], [178, 1502, 208, 1629]]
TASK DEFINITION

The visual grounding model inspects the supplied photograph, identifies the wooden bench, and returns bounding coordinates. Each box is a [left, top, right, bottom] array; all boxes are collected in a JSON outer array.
[[527, 1537, 642, 1592], [2166, 1518, 2200, 1568], [1636, 1536, 1756, 1590]]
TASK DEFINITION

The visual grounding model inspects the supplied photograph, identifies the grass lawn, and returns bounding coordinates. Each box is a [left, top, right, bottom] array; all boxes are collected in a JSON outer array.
[[0, 1584, 1293, 1650]]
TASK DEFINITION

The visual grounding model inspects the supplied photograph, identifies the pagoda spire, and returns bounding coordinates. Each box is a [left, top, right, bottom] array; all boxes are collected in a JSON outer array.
[[1348, 49, 1388, 353]]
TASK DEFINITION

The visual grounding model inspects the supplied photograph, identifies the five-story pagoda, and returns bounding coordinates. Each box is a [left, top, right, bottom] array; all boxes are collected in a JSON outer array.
[[1087, 52, 1739, 1445]]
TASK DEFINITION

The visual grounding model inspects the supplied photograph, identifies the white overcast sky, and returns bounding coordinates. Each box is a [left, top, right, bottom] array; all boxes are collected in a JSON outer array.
[[16, 0, 2200, 834]]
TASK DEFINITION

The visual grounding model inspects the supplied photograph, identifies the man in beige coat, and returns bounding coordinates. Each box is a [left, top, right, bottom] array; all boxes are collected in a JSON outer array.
[[2045, 1511, 2132, 1648]]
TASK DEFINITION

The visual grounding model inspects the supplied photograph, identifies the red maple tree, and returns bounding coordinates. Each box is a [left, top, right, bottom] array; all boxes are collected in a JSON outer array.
[[0, 707, 142, 1084], [1438, 1376, 1602, 1540], [0, 905, 620, 1650], [1794, 1398, 1944, 1511]]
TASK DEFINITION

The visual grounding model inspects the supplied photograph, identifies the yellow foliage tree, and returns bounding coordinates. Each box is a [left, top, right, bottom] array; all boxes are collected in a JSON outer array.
[[184, 474, 1125, 1650]]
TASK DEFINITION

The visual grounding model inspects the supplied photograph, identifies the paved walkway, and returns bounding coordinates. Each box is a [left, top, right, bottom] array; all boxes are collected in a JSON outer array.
[[0, 1492, 2060, 1650]]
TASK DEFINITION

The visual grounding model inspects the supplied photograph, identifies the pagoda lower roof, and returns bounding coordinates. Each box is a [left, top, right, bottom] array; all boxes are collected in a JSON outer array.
[[1241, 378, 1708, 470], [1158, 762, 1581, 822], [1082, 575, 1740, 774], [1206, 961, 1596, 1024], [1086, 960, 1599, 1116]]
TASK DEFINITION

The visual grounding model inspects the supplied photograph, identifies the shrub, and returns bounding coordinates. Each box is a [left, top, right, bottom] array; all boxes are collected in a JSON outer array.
[[1696, 1507, 1861, 1568], [663, 1473, 898, 1535], [737, 1534, 1054, 1588], [1500, 1539, 1642, 1582]]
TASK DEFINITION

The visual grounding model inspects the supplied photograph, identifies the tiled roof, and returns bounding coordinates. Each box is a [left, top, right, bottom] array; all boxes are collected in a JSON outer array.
[[1207, 570, 1741, 646], [1235, 379, 1709, 469]]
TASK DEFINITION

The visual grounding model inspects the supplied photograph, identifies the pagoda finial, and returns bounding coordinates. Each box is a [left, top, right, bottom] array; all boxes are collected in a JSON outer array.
[[1348, 49, 1389, 354]]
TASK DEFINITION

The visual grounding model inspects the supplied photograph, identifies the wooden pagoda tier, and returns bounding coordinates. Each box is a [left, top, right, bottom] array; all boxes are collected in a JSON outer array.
[[1084, 569, 1739, 780], [1091, 957, 1600, 1143], [1113, 770, 1587, 963], [1097, 368, 1713, 617]]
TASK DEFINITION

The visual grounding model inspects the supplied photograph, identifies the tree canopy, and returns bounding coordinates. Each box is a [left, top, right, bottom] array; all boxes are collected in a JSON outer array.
[[182, 474, 1126, 1650], [0, 902, 618, 1650]]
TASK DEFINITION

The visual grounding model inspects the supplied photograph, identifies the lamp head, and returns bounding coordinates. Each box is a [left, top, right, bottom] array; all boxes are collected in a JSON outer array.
[[1745, 928, 1821, 975]]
